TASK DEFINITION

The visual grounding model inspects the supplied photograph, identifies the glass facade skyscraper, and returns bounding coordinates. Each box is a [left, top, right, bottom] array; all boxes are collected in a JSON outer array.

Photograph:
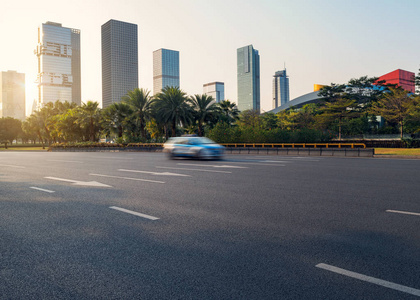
[[153, 49, 180, 95], [237, 45, 260, 112], [0, 70, 25, 120], [36, 22, 81, 108], [203, 82, 224, 103], [102, 19, 138, 108], [272, 69, 289, 109]]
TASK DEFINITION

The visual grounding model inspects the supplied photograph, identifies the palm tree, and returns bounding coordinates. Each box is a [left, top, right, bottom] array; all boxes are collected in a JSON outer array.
[[76, 101, 102, 141], [152, 86, 193, 137], [189, 94, 218, 136], [122, 88, 153, 139], [102, 102, 133, 139], [217, 100, 240, 125]]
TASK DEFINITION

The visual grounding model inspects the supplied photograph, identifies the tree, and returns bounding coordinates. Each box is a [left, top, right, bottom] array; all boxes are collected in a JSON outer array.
[[152, 86, 193, 137], [122, 88, 153, 139], [237, 109, 262, 128], [216, 100, 240, 125], [369, 88, 416, 139], [189, 94, 218, 136], [76, 101, 102, 141], [0, 117, 22, 148], [345, 76, 383, 106], [317, 84, 346, 102], [317, 97, 361, 140], [260, 112, 278, 130], [102, 102, 133, 140], [55, 108, 83, 142]]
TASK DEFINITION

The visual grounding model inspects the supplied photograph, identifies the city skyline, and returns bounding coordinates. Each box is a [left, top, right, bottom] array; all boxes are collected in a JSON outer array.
[[1, 0, 420, 116]]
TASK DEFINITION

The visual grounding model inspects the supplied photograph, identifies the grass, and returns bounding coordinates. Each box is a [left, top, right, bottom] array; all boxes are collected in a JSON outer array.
[[374, 148, 420, 156]]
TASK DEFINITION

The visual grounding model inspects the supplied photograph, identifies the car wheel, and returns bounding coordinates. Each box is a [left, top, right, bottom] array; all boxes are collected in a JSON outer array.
[[167, 150, 175, 159], [198, 148, 211, 160]]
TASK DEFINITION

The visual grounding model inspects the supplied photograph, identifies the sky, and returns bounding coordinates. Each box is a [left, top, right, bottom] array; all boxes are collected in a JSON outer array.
[[1, 0, 420, 115]]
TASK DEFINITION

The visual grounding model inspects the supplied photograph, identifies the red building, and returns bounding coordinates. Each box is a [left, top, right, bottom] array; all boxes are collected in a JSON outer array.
[[377, 69, 415, 93]]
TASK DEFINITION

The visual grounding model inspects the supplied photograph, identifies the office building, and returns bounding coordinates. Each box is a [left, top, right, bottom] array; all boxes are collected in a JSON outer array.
[[0, 71, 25, 120], [36, 21, 81, 108], [203, 82, 224, 103], [272, 69, 289, 109], [102, 19, 138, 108], [377, 69, 415, 93], [153, 48, 180, 95], [237, 45, 260, 112]]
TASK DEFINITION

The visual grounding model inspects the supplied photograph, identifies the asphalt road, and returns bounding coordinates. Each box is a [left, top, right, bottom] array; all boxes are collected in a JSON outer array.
[[0, 152, 419, 299]]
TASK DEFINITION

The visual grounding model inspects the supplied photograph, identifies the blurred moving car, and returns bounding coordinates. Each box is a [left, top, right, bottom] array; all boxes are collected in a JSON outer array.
[[163, 136, 225, 160]]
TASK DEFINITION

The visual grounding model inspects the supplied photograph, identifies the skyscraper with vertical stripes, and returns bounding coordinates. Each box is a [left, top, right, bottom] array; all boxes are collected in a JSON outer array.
[[102, 19, 138, 108], [237, 45, 260, 112]]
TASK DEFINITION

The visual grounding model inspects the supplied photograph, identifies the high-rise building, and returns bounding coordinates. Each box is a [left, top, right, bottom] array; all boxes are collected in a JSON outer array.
[[377, 69, 415, 93], [153, 48, 180, 95], [203, 82, 224, 103], [237, 45, 260, 112], [272, 69, 289, 109], [36, 21, 81, 108], [0, 71, 25, 120], [102, 19, 138, 108]]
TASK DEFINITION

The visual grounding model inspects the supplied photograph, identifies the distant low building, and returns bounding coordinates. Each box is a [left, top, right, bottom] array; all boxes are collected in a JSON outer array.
[[0, 70, 25, 120], [203, 82, 224, 103], [377, 69, 415, 93]]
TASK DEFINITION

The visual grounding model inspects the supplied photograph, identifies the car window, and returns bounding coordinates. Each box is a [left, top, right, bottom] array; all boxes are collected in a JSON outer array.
[[195, 137, 216, 144]]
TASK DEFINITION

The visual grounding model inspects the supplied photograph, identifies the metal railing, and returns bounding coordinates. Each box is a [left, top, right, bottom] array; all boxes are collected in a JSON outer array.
[[220, 143, 366, 149]]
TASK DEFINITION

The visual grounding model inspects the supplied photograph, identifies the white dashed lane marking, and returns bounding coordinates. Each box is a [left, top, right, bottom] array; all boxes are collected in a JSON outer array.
[[155, 166, 231, 174], [0, 164, 25, 168], [90, 173, 165, 184], [110, 206, 159, 220], [30, 187, 55, 193], [386, 209, 420, 217], [118, 169, 191, 177], [177, 163, 247, 169], [316, 263, 420, 297]]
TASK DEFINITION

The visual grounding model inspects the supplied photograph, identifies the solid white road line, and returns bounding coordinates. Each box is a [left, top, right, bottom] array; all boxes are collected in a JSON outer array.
[[223, 162, 286, 167], [30, 187, 55, 193], [316, 263, 420, 297], [118, 169, 191, 177], [155, 166, 232, 174], [109, 206, 159, 220], [386, 209, 420, 217], [90, 173, 165, 184], [0, 164, 25, 168], [177, 163, 248, 169], [47, 159, 84, 163]]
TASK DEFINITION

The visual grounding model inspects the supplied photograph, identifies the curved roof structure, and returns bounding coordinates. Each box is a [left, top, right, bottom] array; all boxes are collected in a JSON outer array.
[[266, 91, 322, 114]]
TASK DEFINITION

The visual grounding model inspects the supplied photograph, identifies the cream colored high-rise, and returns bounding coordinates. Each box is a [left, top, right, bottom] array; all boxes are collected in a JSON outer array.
[[0, 70, 25, 120], [36, 21, 81, 109]]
